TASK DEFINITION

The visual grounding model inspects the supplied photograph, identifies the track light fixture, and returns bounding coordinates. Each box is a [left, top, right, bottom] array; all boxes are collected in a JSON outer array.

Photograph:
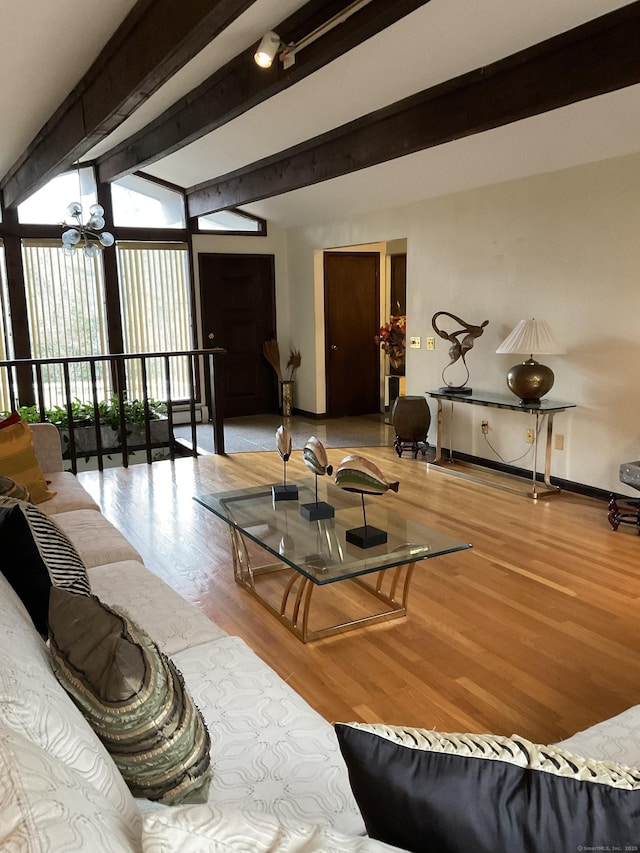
[[254, 31, 281, 68], [254, 0, 373, 70]]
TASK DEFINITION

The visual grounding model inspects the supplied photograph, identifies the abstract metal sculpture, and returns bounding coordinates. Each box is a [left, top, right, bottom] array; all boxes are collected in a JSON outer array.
[[431, 311, 489, 393]]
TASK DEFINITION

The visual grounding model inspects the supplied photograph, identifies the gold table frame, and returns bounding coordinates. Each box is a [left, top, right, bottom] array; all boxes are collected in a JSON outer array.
[[195, 483, 470, 644], [228, 521, 417, 643]]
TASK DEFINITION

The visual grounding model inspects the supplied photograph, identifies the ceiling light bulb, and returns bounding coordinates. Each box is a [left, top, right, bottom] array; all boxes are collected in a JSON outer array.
[[254, 31, 280, 68]]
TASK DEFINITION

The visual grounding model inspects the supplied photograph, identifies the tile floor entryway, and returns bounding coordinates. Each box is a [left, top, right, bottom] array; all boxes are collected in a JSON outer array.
[[175, 413, 396, 454]]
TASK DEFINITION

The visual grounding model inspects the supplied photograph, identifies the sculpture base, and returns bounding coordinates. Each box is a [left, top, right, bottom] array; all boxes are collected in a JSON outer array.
[[438, 386, 472, 395], [300, 501, 334, 521], [346, 525, 387, 549], [272, 484, 298, 502]]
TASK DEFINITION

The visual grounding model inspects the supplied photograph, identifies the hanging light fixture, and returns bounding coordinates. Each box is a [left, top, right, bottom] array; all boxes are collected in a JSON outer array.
[[61, 201, 114, 258]]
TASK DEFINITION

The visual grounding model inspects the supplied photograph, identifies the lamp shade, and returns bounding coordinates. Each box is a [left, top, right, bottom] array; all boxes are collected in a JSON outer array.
[[495, 318, 564, 356]]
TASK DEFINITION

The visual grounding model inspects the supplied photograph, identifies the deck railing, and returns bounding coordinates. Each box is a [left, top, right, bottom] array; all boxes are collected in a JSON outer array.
[[0, 348, 227, 472]]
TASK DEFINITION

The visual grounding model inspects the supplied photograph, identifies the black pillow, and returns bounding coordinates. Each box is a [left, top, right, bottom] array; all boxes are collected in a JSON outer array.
[[335, 722, 640, 853], [0, 497, 90, 635]]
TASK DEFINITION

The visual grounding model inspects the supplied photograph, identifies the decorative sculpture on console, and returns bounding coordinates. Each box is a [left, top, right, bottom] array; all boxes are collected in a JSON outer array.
[[431, 311, 489, 394]]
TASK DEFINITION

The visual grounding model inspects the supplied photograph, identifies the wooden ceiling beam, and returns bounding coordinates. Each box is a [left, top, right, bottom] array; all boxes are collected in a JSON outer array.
[[1, 0, 257, 208], [97, 0, 432, 184], [187, 1, 640, 217]]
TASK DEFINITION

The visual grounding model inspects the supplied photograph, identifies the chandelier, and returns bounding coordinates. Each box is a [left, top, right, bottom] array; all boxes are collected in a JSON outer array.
[[61, 202, 114, 258]]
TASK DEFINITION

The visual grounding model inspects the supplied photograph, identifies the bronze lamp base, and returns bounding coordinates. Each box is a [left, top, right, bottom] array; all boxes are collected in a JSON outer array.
[[506, 358, 554, 403]]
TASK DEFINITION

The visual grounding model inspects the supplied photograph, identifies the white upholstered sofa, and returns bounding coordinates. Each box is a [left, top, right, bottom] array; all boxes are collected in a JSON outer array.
[[0, 423, 401, 852], [2, 423, 639, 851]]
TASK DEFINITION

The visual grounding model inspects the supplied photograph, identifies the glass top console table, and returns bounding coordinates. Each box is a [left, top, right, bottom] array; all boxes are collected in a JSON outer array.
[[195, 481, 470, 643], [426, 390, 576, 500]]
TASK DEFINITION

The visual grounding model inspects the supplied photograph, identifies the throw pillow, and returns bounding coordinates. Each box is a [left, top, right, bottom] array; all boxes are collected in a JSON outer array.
[[335, 721, 640, 853], [0, 415, 55, 503], [0, 475, 30, 501], [48, 587, 212, 806], [0, 496, 91, 635]]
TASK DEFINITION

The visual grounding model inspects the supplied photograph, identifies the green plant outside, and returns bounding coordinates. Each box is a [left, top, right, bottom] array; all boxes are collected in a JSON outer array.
[[6, 395, 167, 431]]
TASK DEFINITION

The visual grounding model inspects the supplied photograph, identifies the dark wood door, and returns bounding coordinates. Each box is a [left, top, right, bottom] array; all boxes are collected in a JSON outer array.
[[324, 252, 380, 417], [199, 254, 277, 417]]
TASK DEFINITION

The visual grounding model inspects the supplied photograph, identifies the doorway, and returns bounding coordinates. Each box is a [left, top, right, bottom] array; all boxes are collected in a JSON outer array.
[[324, 252, 380, 417], [199, 253, 277, 418]]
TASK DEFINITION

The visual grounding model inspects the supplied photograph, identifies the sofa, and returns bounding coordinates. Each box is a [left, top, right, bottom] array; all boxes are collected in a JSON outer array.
[[2, 422, 639, 851], [0, 422, 401, 852]]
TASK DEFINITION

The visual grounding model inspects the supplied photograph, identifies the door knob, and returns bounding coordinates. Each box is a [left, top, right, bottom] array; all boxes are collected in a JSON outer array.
[[331, 344, 338, 350], [208, 332, 215, 340]]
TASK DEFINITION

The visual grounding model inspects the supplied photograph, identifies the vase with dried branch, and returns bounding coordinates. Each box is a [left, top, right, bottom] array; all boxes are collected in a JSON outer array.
[[263, 340, 301, 416]]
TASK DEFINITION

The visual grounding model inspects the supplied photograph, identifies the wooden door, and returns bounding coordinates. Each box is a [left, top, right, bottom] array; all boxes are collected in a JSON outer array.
[[199, 254, 277, 417], [324, 252, 380, 417]]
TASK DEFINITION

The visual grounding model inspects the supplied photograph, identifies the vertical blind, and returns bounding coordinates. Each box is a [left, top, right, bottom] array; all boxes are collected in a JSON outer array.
[[116, 242, 192, 400], [21, 240, 111, 408], [0, 240, 11, 410]]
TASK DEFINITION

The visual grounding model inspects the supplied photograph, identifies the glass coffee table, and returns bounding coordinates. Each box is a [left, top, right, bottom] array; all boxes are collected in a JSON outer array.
[[195, 481, 471, 643]]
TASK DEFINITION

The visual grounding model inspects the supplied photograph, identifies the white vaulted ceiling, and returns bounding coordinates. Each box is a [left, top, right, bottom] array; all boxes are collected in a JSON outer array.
[[1, 0, 638, 228]]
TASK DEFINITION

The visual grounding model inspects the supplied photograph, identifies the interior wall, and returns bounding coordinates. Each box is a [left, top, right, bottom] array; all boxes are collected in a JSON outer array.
[[285, 151, 640, 494]]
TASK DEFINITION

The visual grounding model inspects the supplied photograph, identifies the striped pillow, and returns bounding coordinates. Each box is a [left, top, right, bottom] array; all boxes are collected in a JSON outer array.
[[0, 496, 90, 635], [0, 415, 56, 504], [49, 588, 212, 806]]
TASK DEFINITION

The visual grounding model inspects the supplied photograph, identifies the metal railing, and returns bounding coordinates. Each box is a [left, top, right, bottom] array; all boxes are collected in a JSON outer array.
[[0, 348, 227, 472]]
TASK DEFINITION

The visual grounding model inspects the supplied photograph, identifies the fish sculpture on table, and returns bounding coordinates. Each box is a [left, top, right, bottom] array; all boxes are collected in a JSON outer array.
[[273, 425, 297, 501], [276, 425, 292, 461], [334, 455, 399, 496], [300, 436, 335, 520], [302, 436, 333, 477]]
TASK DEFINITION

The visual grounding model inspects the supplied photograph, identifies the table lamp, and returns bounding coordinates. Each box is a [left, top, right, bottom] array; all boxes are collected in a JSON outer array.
[[495, 318, 564, 404]]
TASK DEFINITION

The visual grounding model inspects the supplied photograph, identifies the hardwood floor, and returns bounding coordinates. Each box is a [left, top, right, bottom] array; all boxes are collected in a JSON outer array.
[[78, 446, 640, 745]]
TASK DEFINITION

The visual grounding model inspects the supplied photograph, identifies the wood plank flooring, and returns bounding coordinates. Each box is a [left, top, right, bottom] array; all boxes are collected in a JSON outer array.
[[78, 446, 640, 745]]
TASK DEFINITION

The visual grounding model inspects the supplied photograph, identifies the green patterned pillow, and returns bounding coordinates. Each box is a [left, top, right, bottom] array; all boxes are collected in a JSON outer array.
[[48, 587, 212, 805]]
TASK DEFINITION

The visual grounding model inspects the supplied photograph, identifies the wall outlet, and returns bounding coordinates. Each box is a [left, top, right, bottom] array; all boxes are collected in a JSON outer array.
[[526, 428, 535, 444], [426, 337, 435, 350], [555, 434, 564, 451], [481, 420, 488, 434], [410, 336, 421, 348]]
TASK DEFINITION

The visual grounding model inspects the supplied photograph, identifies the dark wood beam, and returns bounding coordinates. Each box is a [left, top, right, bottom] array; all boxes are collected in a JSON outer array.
[[97, 0, 432, 183], [187, 1, 640, 216], [1, 0, 258, 209]]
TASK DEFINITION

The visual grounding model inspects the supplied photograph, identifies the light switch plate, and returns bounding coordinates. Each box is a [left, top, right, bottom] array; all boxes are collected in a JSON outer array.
[[410, 336, 421, 348]]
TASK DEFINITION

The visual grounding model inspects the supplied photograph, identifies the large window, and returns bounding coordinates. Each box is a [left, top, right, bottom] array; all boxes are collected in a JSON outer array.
[[112, 175, 185, 228], [116, 243, 193, 399], [17, 167, 98, 225], [21, 241, 111, 407]]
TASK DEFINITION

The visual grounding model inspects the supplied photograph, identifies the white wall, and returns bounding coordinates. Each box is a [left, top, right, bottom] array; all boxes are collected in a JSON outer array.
[[285, 151, 640, 494]]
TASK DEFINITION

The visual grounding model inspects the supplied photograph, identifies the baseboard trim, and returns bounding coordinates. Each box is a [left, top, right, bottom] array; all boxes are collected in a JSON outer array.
[[447, 450, 610, 502]]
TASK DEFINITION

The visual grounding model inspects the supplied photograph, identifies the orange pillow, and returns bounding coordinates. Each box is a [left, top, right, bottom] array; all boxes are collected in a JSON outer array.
[[0, 416, 56, 504]]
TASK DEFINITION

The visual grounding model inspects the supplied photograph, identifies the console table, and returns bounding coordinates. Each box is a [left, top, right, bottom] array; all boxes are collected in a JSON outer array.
[[426, 390, 576, 500]]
